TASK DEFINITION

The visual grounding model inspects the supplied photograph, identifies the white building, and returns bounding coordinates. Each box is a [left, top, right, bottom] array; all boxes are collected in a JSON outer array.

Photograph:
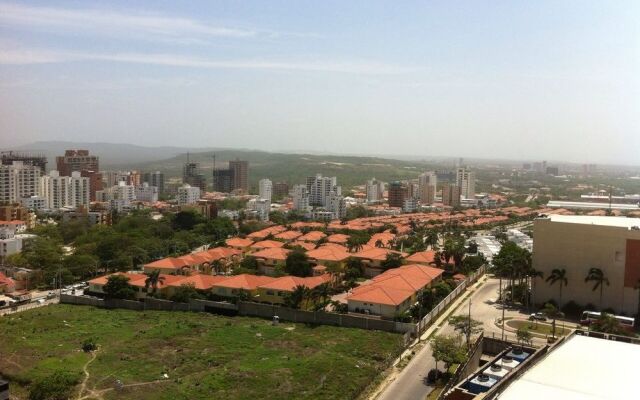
[[0, 228, 36, 259], [247, 198, 270, 222], [402, 198, 418, 213], [292, 184, 310, 212], [0, 161, 41, 204], [418, 171, 437, 204], [456, 168, 475, 200], [258, 179, 273, 203], [306, 174, 340, 207], [366, 178, 385, 204], [177, 184, 200, 205], [135, 183, 159, 203], [21, 195, 47, 211], [328, 192, 347, 219], [39, 170, 89, 210]]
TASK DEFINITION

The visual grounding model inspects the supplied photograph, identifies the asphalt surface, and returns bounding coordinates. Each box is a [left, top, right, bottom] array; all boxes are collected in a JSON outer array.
[[375, 277, 541, 400]]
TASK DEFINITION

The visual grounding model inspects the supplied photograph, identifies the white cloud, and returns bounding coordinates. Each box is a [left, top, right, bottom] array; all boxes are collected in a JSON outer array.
[[0, 2, 256, 41], [0, 46, 415, 75]]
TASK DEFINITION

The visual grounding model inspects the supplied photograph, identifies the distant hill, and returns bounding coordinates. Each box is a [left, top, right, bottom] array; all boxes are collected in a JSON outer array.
[[5, 141, 451, 191]]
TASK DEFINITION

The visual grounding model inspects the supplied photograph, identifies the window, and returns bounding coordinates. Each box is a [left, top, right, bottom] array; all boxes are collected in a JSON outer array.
[[615, 251, 623, 262]]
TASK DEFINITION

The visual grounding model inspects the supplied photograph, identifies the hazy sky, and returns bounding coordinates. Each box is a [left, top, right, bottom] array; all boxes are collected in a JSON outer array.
[[1, 1, 638, 164]]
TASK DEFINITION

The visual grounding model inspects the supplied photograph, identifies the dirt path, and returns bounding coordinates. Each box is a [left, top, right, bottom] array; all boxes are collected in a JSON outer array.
[[75, 349, 99, 400]]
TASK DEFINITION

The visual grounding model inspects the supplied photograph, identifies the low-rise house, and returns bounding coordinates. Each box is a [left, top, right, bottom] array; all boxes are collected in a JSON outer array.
[[306, 246, 351, 266], [250, 240, 285, 250], [327, 233, 350, 244], [251, 247, 291, 275], [290, 241, 316, 251], [367, 232, 396, 247], [0, 272, 15, 293], [143, 247, 241, 275], [225, 237, 254, 252], [346, 264, 444, 318], [274, 230, 303, 242], [211, 274, 276, 299], [405, 250, 438, 265], [256, 274, 331, 304], [298, 231, 327, 243], [247, 225, 287, 240], [352, 247, 408, 277]]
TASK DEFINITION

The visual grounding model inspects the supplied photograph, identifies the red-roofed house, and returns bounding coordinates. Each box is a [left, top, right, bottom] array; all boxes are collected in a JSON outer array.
[[405, 250, 438, 265], [225, 237, 254, 251], [290, 241, 316, 251], [274, 230, 303, 242], [298, 231, 327, 243], [250, 240, 285, 250], [353, 248, 408, 277], [143, 247, 241, 275], [306, 246, 351, 265], [327, 233, 350, 244], [251, 247, 291, 275], [256, 274, 331, 304], [211, 274, 276, 299]]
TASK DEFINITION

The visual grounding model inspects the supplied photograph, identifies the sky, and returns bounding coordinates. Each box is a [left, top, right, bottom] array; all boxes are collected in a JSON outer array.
[[0, 1, 638, 165]]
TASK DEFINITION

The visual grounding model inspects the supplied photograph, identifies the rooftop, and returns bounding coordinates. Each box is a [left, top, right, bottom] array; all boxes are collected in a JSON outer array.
[[497, 334, 640, 400], [543, 214, 640, 229]]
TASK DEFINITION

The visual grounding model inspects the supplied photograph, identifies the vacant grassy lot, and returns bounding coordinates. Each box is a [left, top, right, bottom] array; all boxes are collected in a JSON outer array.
[[0, 304, 403, 400]]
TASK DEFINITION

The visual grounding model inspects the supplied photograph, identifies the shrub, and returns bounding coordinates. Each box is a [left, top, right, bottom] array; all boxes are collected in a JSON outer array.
[[561, 301, 582, 317], [29, 371, 79, 400], [82, 338, 97, 352]]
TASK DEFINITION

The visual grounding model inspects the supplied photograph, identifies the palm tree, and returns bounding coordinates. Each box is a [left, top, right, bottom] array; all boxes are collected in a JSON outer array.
[[584, 267, 610, 310], [527, 269, 544, 311], [374, 239, 385, 248], [284, 285, 309, 309], [424, 230, 439, 250], [144, 270, 165, 296], [545, 268, 568, 305], [542, 302, 564, 339]]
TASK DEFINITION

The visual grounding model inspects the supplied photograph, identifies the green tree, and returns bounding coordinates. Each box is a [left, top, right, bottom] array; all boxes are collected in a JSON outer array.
[[283, 285, 309, 309], [448, 315, 483, 348], [381, 252, 403, 271], [144, 270, 166, 295], [344, 257, 364, 281], [285, 248, 313, 277], [542, 302, 564, 339], [240, 255, 259, 271], [584, 267, 610, 310], [103, 275, 137, 300], [29, 371, 79, 400], [516, 327, 532, 347], [431, 335, 467, 379], [590, 313, 631, 336], [170, 283, 203, 303], [171, 210, 205, 231], [546, 268, 568, 306]]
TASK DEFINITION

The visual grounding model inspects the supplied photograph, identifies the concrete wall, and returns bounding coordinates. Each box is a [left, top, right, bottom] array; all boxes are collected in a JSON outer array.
[[532, 218, 640, 314]]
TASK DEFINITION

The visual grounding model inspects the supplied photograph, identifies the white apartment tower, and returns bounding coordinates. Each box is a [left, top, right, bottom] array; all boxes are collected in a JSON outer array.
[[418, 171, 437, 204], [366, 178, 385, 204], [306, 174, 340, 207], [258, 178, 273, 202], [68, 171, 91, 208], [177, 184, 201, 206], [328, 192, 347, 219], [0, 161, 41, 204], [40, 170, 89, 209], [292, 184, 310, 212], [135, 183, 159, 203], [456, 168, 475, 200]]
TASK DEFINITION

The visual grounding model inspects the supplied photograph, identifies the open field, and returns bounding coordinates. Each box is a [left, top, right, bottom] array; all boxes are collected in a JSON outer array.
[[0, 304, 403, 400]]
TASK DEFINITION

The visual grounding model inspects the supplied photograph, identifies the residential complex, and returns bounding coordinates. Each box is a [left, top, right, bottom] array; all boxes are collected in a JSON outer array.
[[0, 162, 41, 204], [56, 149, 102, 200]]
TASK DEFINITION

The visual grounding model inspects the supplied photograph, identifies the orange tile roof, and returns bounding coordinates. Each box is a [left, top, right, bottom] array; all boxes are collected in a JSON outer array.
[[225, 237, 254, 248], [406, 250, 437, 264], [258, 274, 330, 292], [368, 232, 396, 247], [274, 230, 303, 241], [347, 285, 414, 306], [251, 247, 291, 261], [144, 257, 189, 270], [251, 240, 285, 249], [213, 274, 276, 290], [298, 231, 327, 242], [88, 272, 148, 286], [319, 243, 349, 252], [290, 241, 317, 251], [353, 247, 407, 261], [171, 274, 228, 290], [247, 225, 287, 239], [306, 246, 351, 262], [327, 233, 350, 244], [206, 247, 242, 259]]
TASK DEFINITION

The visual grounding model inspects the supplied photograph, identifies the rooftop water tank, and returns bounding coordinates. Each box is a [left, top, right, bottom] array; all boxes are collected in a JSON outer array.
[[484, 364, 509, 380], [466, 373, 498, 394], [496, 356, 521, 371], [506, 348, 530, 362]]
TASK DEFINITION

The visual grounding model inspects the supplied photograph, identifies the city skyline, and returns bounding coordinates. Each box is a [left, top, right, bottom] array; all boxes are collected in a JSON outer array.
[[1, 1, 638, 165]]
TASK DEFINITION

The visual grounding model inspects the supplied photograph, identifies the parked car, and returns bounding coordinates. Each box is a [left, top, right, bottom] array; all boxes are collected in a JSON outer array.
[[529, 312, 547, 321]]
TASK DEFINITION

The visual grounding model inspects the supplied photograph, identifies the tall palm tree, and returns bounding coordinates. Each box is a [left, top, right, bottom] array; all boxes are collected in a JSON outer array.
[[546, 268, 568, 305], [527, 269, 544, 311], [144, 270, 165, 295], [584, 268, 610, 310], [543, 303, 564, 339]]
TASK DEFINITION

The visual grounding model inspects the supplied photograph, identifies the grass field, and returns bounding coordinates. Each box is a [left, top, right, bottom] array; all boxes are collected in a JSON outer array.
[[0, 304, 403, 400], [506, 319, 570, 337]]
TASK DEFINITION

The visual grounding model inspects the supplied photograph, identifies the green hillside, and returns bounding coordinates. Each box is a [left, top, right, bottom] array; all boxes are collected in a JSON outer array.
[[115, 150, 445, 192]]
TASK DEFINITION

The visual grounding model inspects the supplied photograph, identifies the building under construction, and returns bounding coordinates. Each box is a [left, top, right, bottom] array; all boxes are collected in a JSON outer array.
[[1, 151, 47, 173]]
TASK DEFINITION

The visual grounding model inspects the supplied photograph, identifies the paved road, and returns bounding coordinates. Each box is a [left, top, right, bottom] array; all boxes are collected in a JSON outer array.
[[375, 277, 543, 400], [0, 296, 59, 316]]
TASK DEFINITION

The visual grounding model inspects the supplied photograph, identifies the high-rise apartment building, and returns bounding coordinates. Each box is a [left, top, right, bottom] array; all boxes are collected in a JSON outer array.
[[442, 183, 461, 207], [292, 185, 310, 212], [366, 178, 385, 204], [418, 171, 437, 204], [183, 162, 206, 193], [328, 192, 347, 219], [387, 181, 406, 208], [258, 179, 272, 202], [40, 170, 90, 209], [273, 182, 290, 198], [143, 171, 165, 195], [456, 168, 475, 200], [56, 150, 99, 176], [0, 162, 41, 204], [68, 172, 91, 208], [229, 159, 249, 193], [177, 184, 201, 206], [135, 183, 159, 203], [1, 151, 47, 174], [306, 174, 340, 207]]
